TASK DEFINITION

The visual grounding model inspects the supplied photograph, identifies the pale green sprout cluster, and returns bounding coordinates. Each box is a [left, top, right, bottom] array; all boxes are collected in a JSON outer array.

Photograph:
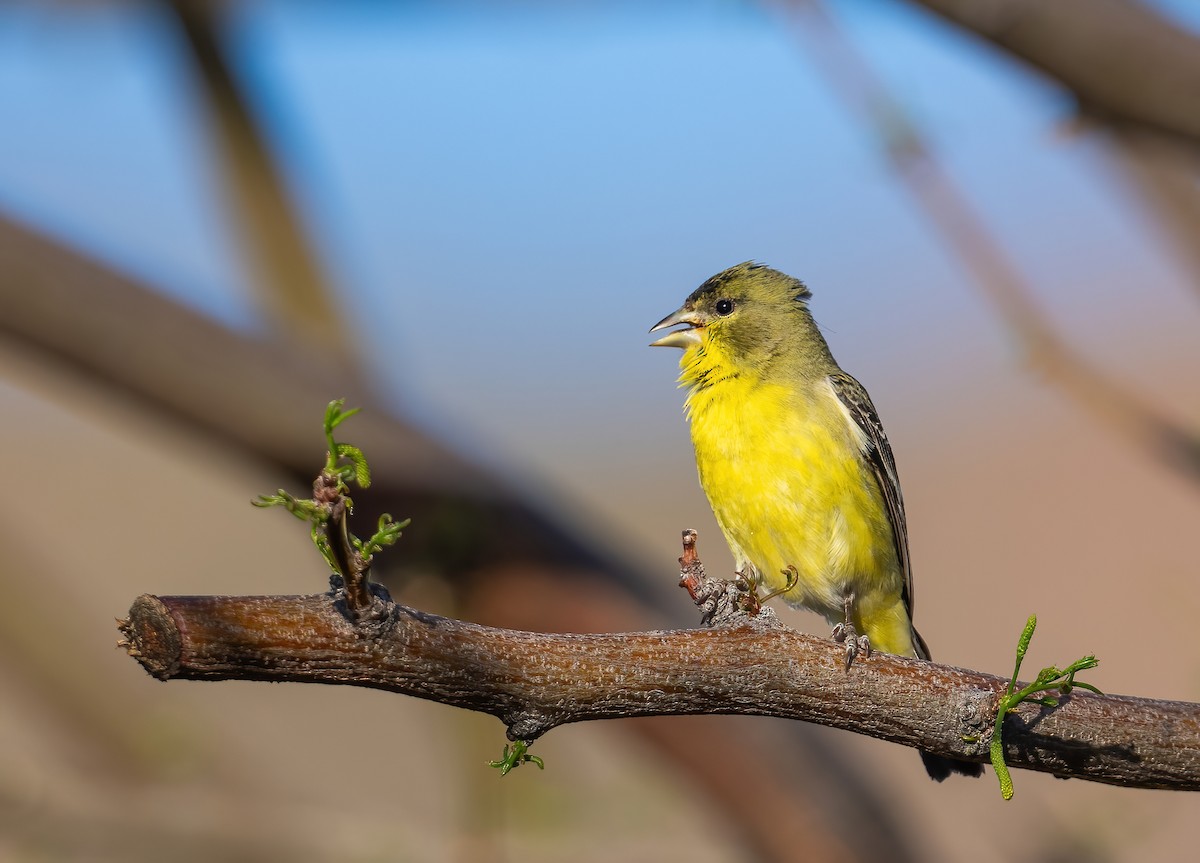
[[252, 399, 407, 579], [989, 615, 1101, 800], [488, 740, 545, 775]]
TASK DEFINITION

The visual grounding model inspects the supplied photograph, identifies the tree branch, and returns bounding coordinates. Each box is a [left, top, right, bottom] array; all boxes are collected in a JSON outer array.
[[119, 552, 1200, 793], [901, 0, 1200, 150], [785, 0, 1200, 482], [166, 0, 355, 363]]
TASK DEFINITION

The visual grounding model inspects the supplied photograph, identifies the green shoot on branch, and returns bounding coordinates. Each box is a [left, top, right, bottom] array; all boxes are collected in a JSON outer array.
[[488, 740, 545, 776], [323, 399, 369, 493], [252, 399, 407, 579], [990, 614, 1101, 800], [252, 488, 322, 522], [354, 513, 410, 563]]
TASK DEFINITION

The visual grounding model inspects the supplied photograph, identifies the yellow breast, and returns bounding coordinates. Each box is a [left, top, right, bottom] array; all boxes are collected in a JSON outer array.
[[685, 365, 905, 637]]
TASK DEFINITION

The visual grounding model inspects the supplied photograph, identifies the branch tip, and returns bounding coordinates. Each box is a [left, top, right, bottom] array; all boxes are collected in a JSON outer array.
[[680, 528, 698, 565], [677, 529, 779, 629], [121, 595, 182, 680]]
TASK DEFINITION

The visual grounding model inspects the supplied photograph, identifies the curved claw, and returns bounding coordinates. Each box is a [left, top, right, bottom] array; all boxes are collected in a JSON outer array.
[[832, 623, 872, 669]]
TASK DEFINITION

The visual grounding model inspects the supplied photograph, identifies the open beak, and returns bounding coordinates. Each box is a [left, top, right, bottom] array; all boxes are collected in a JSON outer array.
[[649, 306, 704, 348]]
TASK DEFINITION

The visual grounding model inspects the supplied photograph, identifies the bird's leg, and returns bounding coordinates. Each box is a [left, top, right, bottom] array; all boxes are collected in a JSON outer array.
[[731, 566, 764, 615], [831, 590, 871, 668]]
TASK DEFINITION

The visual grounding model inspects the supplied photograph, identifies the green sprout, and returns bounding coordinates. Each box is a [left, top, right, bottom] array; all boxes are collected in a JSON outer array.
[[252, 399, 406, 577], [991, 615, 1101, 800], [322, 400, 370, 491], [354, 513, 410, 563], [488, 740, 545, 776]]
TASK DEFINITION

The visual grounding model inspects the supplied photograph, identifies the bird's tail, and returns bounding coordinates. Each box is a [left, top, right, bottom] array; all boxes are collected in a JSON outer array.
[[920, 749, 983, 781], [912, 626, 985, 781]]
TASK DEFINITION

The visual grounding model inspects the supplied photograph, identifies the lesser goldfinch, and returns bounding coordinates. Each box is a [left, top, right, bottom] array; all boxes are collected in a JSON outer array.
[[651, 261, 981, 780]]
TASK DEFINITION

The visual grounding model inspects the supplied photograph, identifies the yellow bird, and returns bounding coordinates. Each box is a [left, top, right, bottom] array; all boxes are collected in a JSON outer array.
[[651, 261, 981, 780]]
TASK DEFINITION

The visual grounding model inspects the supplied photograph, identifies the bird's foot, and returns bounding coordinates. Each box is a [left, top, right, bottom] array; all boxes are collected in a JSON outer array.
[[832, 622, 871, 669], [730, 570, 755, 612]]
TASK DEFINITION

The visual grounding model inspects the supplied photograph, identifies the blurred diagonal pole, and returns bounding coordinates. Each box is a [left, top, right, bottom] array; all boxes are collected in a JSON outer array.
[[1106, 130, 1200, 297], [895, 0, 1200, 297], [782, 0, 1200, 482], [165, 0, 356, 369], [901, 0, 1200, 151]]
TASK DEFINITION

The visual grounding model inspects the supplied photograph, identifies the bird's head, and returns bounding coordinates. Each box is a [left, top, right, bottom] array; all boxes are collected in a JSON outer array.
[[649, 262, 815, 373]]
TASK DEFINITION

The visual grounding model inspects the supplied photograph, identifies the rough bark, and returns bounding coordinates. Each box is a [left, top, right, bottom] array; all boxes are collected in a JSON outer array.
[[121, 589, 1200, 792]]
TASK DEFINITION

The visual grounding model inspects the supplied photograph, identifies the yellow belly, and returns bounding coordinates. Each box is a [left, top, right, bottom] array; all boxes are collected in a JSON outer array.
[[688, 377, 915, 655]]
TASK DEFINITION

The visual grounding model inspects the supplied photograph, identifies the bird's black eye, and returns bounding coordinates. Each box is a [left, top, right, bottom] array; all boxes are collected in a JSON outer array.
[[715, 298, 735, 316]]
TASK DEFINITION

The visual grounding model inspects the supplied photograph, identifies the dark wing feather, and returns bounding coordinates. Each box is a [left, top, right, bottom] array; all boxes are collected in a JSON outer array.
[[831, 374, 983, 777], [827, 372, 925, 653]]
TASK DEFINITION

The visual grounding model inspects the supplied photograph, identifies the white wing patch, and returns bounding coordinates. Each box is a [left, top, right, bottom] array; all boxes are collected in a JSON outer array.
[[822, 377, 870, 453]]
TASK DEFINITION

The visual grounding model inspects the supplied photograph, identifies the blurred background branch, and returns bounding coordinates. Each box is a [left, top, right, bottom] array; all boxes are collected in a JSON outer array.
[[1106, 130, 1200, 296], [902, 0, 1200, 149], [898, 0, 1200, 301], [166, 0, 357, 367], [787, 0, 1200, 481]]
